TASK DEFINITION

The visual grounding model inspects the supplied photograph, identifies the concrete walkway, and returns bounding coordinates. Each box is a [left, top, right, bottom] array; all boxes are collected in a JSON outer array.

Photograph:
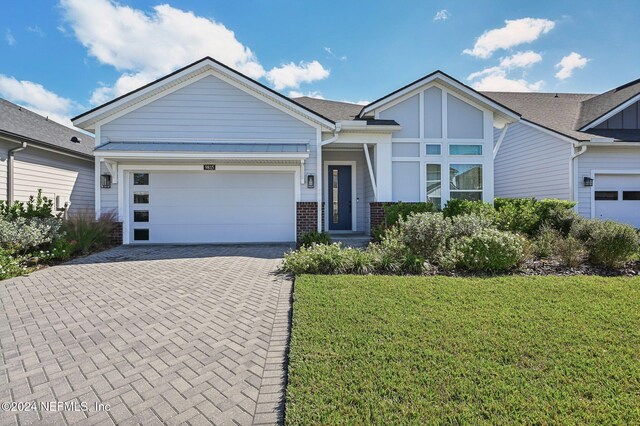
[[0, 244, 293, 425]]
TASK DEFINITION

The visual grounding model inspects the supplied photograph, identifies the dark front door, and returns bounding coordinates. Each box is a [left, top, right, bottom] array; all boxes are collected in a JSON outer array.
[[328, 165, 352, 230]]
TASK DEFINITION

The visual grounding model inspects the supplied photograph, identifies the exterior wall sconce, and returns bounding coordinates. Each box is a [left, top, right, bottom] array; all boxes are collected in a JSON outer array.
[[101, 174, 112, 189], [307, 174, 315, 189], [583, 176, 594, 187]]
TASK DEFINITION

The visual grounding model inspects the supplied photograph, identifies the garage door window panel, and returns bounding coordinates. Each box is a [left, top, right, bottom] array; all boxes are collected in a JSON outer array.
[[595, 191, 618, 201], [133, 192, 149, 204], [134, 211, 149, 222], [134, 173, 149, 185], [134, 229, 149, 241], [622, 191, 640, 201]]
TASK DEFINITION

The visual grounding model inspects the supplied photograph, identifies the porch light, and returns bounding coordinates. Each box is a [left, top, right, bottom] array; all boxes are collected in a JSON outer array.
[[583, 176, 594, 187], [101, 174, 112, 189], [307, 174, 315, 189]]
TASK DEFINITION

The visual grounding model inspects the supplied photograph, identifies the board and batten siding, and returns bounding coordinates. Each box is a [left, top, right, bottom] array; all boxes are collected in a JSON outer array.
[[98, 74, 319, 212], [0, 140, 94, 213], [575, 145, 640, 217], [376, 84, 495, 205], [494, 121, 572, 200]]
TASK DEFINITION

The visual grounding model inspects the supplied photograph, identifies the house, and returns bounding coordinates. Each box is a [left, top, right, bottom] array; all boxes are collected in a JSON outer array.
[[0, 99, 95, 213], [72, 57, 520, 244], [485, 79, 640, 228]]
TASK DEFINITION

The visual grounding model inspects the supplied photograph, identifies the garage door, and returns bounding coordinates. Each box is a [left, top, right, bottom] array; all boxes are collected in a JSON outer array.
[[129, 171, 295, 243], [594, 174, 640, 228]]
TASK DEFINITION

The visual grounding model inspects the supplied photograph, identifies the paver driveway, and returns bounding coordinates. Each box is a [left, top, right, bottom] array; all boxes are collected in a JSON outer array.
[[0, 244, 293, 425]]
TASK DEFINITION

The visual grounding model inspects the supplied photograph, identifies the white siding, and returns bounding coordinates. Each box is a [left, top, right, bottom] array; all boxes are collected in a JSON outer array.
[[99, 74, 318, 208], [0, 140, 94, 213], [379, 95, 420, 138], [392, 162, 420, 202], [494, 122, 572, 200], [576, 146, 640, 217], [447, 94, 484, 139]]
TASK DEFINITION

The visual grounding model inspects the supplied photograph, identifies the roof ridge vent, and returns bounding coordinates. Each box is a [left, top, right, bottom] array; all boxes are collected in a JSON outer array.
[[614, 77, 640, 92]]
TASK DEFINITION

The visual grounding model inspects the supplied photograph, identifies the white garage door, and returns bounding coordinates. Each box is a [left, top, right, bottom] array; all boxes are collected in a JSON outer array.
[[594, 174, 640, 228], [129, 171, 295, 243]]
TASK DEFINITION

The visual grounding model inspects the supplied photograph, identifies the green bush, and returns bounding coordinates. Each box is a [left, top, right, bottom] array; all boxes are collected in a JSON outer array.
[[62, 211, 116, 254], [397, 212, 453, 263], [0, 216, 63, 253], [555, 236, 585, 268], [0, 249, 30, 280], [571, 219, 639, 268], [450, 213, 496, 238], [368, 227, 426, 274], [0, 190, 58, 220], [534, 225, 561, 259], [299, 231, 332, 247], [494, 198, 576, 236], [442, 199, 495, 219], [384, 202, 436, 227], [281, 243, 377, 275], [452, 229, 526, 273]]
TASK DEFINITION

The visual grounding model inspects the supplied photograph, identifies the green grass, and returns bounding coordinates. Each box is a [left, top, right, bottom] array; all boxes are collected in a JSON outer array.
[[286, 275, 640, 425]]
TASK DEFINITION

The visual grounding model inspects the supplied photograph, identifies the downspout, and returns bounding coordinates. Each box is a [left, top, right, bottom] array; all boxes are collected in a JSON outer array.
[[317, 123, 342, 232], [569, 143, 587, 203], [7, 142, 27, 203]]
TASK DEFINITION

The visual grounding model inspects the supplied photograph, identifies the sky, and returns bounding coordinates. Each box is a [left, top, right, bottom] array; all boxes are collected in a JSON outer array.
[[1, 0, 639, 128]]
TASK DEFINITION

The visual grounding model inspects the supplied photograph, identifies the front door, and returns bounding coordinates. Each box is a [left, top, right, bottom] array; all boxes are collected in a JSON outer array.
[[328, 165, 352, 230]]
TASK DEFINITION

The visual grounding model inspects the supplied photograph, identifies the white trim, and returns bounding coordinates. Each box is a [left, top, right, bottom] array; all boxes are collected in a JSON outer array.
[[94, 126, 101, 218], [119, 164, 300, 244], [94, 152, 309, 160], [76, 61, 334, 131], [419, 90, 425, 139], [589, 169, 640, 219], [580, 93, 640, 131], [361, 72, 520, 121], [317, 128, 323, 232], [492, 123, 510, 159], [323, 160, 357, 232], [363, 144, 378, 200]]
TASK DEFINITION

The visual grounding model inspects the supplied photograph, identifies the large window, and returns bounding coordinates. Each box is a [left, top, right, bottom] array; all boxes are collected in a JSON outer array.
[[426, 164, 442, 208], [450, 164, 482, 201]]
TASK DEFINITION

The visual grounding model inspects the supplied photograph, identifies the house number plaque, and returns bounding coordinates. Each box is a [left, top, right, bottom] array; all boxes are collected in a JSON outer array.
[[203, 164, 216, 170]]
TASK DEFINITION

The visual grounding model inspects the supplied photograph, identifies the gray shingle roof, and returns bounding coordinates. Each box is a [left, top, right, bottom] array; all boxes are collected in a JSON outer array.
[[0, 99, 94, 157], [576, 78, 640, 130], [291, 97, 362, 121]]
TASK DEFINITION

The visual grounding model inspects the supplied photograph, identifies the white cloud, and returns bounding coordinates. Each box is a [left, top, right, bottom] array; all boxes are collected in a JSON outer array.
[[555, 52, 589, 80], [324, 47, 347, 61], [0, 75, 77, 126], [289, 90, 325, 99], [499, 51, 542, 69], [266, 61, 330, 91], [27, 25, 45, 37], [342, 99, 369, 106], [5, 29, 16, 46], [463, 18, 555, 58], [468, 67, 543, 92], [61, 0, 330, 104], [433, 10, 451, 21]]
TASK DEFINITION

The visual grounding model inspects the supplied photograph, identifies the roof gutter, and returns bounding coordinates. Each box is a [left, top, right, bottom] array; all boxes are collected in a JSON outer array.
[[7, 142, 27, 203]]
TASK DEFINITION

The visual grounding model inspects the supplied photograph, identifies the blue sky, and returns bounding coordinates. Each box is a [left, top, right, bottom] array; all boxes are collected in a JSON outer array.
[[1, 0, 639, 126]]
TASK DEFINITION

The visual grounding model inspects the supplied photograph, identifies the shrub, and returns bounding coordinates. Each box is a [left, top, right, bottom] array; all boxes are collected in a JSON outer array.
[[368, 227, 426, 274], [493, 198, 576, 236], [452, 229, 525, 273], [281, 243, 377, 275], [384, 202, 436, 227], [450, 213, 496, 238], [442, 199, 495, 220], [541, 205, 580, 236], [62, 211, 116, 254], [0, 249, 30, 280], [0, 216, 63, 253], [534, 225, 561, 259], [0, 190, 57, 220], [571, 219, 640, 268], [397, 212, 452, 263], [555, 236, 585, 268], [299, 231, 332, 247]]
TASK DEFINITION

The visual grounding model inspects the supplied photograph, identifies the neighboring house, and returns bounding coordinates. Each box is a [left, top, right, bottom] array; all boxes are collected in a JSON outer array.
[[485, 79, 640, 228], [72, 57, 519, 244], [0, 99, 95, 214]]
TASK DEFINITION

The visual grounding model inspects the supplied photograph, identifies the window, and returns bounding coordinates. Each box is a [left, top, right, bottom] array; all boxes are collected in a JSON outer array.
[[595, 191, 618, 201], [332, 169, 339, 224], [449, 145, 482, 155], [450, 164, 482, 201], [134, 211, 149, 222], [133, 173, 149, 185], [623, 191, 640, 200], [425, 144, 441, 155], [426, 164, 442, 208], [133, 192, 149, 204], [133, 229, 149, 241]]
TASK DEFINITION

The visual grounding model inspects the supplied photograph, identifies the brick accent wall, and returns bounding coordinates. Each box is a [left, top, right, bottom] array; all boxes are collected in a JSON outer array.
[[108, 222, 123, 246], [370, 202, 393, 230], [296, 202, 319, 239]]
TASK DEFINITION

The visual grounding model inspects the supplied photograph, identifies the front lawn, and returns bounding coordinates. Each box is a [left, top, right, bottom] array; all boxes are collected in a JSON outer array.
[[286, 275, 640, 425]]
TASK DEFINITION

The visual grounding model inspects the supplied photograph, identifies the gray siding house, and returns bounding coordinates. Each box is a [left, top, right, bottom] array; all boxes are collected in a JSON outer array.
[[0, 99, 95, 213]]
